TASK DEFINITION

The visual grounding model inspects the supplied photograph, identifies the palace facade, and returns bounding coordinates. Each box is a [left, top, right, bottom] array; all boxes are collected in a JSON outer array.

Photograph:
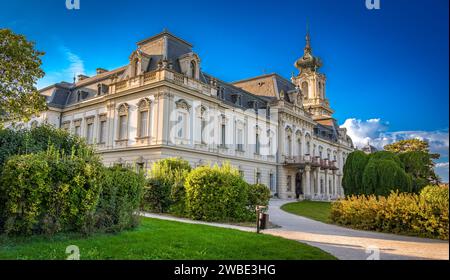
[[32, 30, 354, 200]]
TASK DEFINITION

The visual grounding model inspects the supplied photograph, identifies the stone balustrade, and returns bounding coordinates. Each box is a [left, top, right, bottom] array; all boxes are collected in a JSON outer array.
[[110, 69, 213, 96]]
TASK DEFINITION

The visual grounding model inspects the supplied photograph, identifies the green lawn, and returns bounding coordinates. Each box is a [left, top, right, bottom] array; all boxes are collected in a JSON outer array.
[[0, 217, 335, 260], [281, 201, 332, 223]]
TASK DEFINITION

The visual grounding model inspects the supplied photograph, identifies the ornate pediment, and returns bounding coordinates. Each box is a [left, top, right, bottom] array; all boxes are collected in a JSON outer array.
[[175, 99, 191, 112]]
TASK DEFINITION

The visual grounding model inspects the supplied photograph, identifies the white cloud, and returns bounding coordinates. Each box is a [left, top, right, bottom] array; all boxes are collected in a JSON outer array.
[[341, 118, 449, 182], [37, 46, 86, 89], [436, 162, 449, 168]]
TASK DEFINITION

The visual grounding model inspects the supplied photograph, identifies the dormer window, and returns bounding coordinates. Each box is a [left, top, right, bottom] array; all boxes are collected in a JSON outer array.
[[190, 60, 197, 79], [133, 59, 139, 77]]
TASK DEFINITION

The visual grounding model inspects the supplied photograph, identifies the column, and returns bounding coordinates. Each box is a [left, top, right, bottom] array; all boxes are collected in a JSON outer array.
[[324, 169, 329, 199], [315, 168, 319, 196], [304, 166, 311, 198]]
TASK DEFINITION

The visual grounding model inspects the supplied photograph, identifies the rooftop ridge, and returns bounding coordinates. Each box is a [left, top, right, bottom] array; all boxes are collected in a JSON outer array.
[[137, 30, 193, 48]]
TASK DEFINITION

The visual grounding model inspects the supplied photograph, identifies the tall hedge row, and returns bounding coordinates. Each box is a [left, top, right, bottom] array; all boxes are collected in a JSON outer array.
[[343, 150, 413, 196]]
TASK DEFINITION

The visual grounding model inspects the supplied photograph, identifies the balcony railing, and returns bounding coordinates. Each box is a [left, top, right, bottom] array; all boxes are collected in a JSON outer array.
[[110, 69, 213, 96]]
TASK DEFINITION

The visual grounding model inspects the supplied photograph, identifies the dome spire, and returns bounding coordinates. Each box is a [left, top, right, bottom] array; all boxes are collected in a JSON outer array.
[[294, 23, 323, 74], [305, 19, 312, 54]]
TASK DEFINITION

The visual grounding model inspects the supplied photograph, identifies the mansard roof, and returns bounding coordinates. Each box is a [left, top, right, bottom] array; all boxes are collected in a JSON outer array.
[[232, 73, 297, 103]]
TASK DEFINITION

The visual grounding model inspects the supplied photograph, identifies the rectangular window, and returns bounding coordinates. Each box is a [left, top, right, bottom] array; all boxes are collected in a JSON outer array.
[[255, 133, 260, 155], [221, 124, 226, 147], [86, 123, 94, 144], [287, 176, 292, 192], [74, 125, 81, 136], [177, 113, 184, 138], [256, 172, 261, 184], [62, 122, 70, 131], [119, 115, 127, 140], [201, 118, 207, 144], [237, 128, 243, 151], [99, 120, 107, 143], [139, 111, 148, 137], [269, 173, 275, 192]]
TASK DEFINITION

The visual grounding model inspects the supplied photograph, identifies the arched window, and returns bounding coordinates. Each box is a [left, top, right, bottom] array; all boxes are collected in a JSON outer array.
[[286, 135, 292, 157], [133, 59, 139, 77], [118, 104, 129, 140], [302, 82, 309, 99], [190, 60, 196, 79], [137, 99, 151, 138], [175, 99, 191, 141], [200, 106, 207, 144], [318, 82, 323, 98], [297, 138, 302, 156]]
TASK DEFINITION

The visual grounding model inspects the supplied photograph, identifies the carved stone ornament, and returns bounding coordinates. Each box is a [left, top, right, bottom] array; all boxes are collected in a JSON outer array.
[[175, 99, 191, 112]]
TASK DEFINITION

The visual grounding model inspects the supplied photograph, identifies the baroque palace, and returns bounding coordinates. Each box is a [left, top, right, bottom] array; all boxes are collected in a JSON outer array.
[[31, 30, 354, 200]]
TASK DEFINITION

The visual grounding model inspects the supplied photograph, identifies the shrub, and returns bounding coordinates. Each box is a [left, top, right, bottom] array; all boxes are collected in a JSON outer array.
[[330, 185, 449, 240], [362, 159, 412, 196], [0, 147, 104, 236], [184, 163, 251, 222], [142, 158, 191, 214], [0, 124, 87, 169], [247, 183, 271, 211], [342, 151, 369, 195], [0, 153, 50, 235], [96, 166, 145, 232]]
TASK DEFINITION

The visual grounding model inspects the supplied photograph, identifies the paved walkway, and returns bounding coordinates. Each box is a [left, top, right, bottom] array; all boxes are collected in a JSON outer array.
[[265, 199, 449, 260], [141, 200, 449, 260]]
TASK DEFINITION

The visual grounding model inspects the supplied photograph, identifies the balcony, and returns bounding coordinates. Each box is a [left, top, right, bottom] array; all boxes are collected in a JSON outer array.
[[311, 156, 321, 167], [283, 155, 311, 167], [110, 69, 214, 96]]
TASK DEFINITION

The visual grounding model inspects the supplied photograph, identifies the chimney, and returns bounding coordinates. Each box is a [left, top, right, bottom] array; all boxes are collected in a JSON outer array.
[[77, 74, 90, 81], [96, 68, 108, 75]]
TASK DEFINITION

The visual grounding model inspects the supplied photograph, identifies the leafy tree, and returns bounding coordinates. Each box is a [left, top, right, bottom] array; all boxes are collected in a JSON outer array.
[[0, 29, 47, 125], [384, 139, 440, 190], [399, 151, 439, 192], [342, 151, 369, 195], [384, 139, 439, 159], [362, 159, 412, 196]]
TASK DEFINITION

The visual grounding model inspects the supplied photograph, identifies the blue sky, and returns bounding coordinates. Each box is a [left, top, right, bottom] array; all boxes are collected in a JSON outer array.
[[1, 0, 449, 180]]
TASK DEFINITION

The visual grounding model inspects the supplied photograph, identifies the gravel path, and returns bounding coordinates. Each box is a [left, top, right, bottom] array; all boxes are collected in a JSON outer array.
[[265, 199, 449, 260]]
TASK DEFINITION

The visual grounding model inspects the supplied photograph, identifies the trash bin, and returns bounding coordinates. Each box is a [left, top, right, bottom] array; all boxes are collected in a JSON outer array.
[[256, 206, 269, 233], [260, 213, 269, 230]]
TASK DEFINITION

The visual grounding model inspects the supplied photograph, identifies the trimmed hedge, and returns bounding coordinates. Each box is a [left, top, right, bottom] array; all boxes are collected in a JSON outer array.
[[362, 159, 412, 196], [184, 163, 251, 222], [95, 166, 146, 233], [142, 158, 191, 215], [330, 185, 449, 240]]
